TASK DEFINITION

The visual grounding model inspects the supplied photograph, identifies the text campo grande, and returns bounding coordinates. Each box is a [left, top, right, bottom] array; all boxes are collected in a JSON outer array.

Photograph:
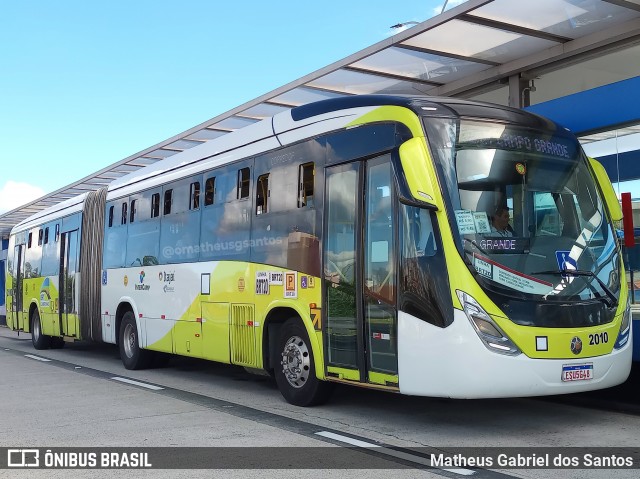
[[431, 453, 634, 468], [36, 451, 151, 468]]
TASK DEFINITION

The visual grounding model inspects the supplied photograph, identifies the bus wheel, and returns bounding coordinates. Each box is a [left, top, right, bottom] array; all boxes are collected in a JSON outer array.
[[31, 310, 51, 350], [274, 318, 333, 406], [119, 312, 152, 370]]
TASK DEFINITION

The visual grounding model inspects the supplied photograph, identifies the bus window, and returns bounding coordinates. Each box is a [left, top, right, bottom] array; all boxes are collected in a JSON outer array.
[[38, 229, 43, 246], [130, 199, 137, 223], [204, 177, 215, 206], [108, 205, 114, 227], [298, 162, 314, 208], [55, 224, 60, 242], [256, 174, 269, 215], [533, 192, 562, 236], [164, 189, 173, 215], [121, 202, 127, 225], [365, 159, 395, 304], [151, 193, 160, 218], [238, 167, 250, 199], [41, 224, 58, 277], [190, 181, 201, 210]]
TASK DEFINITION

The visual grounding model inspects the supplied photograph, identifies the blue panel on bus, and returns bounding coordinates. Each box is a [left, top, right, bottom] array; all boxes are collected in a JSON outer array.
[[290, 95, 411, 121], [526, 76, 640, 135]]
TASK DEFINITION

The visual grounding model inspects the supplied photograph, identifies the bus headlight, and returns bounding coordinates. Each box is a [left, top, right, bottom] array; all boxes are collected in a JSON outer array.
[[456, 290, 521, 356], [614, 300, 631, 350]]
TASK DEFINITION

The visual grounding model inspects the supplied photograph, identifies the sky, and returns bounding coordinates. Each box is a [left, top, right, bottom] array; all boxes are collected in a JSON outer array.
[[0, 0, 464, 214]]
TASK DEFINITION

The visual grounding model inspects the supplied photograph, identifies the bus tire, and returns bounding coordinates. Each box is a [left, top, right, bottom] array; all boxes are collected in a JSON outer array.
[[274, 318, 333, 406], [119, 312, 152, 370], [50, 337, 65, 349], [31, 310, 51, 350]]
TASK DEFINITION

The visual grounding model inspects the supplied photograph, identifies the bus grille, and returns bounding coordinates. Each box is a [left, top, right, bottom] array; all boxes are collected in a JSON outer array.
[[230, 304, 258, 367]]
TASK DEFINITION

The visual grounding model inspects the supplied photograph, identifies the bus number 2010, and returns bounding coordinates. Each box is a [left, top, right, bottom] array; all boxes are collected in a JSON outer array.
[[589, 332, 608, 345]]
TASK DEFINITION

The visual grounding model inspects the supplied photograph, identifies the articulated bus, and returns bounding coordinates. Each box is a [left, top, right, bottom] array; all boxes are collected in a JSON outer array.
[[4, 95, 632, 406]]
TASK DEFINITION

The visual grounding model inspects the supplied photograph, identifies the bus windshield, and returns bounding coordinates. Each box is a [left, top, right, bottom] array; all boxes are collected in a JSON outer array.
[[425, 118, 621, 311]]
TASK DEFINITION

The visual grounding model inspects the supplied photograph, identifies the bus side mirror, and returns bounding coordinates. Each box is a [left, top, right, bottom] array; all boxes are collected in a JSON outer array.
[[589, 157, 622, 221], [398, 138, 440, 210]]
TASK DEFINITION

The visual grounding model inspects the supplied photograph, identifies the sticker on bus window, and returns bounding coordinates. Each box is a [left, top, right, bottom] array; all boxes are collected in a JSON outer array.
[[474, 255, 492, 279], [473, 212, 491, 234], [454, 210, 476, 235], [475, 254, 553, 295], [555, 251, 577, 278]]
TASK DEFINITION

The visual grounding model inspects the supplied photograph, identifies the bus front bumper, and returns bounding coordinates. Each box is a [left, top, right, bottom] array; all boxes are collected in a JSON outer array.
[[397, 310, 632, 399]]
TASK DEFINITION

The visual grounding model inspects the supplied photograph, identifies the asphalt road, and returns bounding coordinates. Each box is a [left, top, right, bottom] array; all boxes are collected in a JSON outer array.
[[1, 327, 639, 479]]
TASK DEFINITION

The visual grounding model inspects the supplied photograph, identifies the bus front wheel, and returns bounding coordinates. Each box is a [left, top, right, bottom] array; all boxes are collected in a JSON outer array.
[[274, 318, 333, 406], [31, 310, 51, 350], [119, 312, 152, 370]]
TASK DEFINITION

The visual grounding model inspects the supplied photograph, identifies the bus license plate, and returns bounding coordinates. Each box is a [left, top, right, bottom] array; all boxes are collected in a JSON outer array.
[[561, 363, 593, 382]]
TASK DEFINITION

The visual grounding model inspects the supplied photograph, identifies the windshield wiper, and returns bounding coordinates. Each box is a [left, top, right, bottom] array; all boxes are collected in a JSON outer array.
[[533, 269, 618, 307]]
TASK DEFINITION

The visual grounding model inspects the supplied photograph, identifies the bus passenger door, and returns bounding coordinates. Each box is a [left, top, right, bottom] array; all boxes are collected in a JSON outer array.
[[59, 230, 79, 337], [13, 244, 25, 330], [323, 156, 398, 387]]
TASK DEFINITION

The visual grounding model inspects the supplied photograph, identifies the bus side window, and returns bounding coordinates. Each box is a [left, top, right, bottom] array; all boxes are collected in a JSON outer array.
[[403, 206, 436, 258], [108, 205, 114, 227], [121, 202, 127, 225], [298, 162, 314, 208], [151, 193, 160, 218], [130, 199, 137, 223], [190, 181, 200, 210], [164, 189, 173, 215], [256, 173, 269, 215], [237, 167, 250, 199], [204, 177, 215, 206]]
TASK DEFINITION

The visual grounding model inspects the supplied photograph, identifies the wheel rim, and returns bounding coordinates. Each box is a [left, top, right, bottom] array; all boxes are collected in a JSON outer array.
[[280, 335, 310, 389], [32, 316, 40, 342], [123, 323, 136, 358]]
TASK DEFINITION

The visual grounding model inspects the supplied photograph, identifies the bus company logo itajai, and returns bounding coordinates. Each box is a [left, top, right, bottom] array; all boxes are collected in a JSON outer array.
[[135, 271, 150, 291], [158, 271, 175, 283], [160, 271, 175, 293], [571, 336, 583, 355]]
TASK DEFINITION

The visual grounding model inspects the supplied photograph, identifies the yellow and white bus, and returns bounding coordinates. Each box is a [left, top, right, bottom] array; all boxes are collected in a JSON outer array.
[[5, 95, 632, 406]]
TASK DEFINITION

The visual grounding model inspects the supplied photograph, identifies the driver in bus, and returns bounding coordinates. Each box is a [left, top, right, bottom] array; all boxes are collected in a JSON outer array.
[[490, 205, 514, 237]]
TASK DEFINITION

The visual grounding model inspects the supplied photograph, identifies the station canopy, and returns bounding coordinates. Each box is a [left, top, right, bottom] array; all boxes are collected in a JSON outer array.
[[2, 0, 640, 237]]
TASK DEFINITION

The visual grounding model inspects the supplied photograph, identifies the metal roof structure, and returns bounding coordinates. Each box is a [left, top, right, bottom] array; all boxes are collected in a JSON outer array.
[[2, 0, 640, 237]]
